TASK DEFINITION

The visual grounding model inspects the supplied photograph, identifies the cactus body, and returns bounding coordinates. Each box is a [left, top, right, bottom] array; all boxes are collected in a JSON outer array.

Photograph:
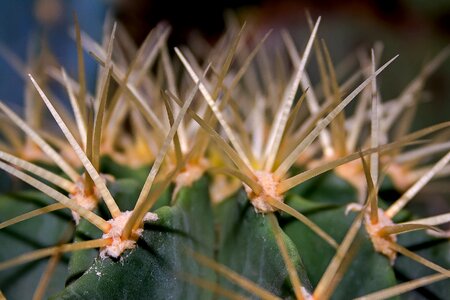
[[0, 12, 449, 300]]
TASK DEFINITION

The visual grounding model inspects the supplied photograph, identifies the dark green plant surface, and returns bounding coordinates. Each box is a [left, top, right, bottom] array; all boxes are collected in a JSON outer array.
[[282, 174, 398, 299], [396, 231, 449, 299], [54, 177, 216, 300], [0, 192, 70, 299], [0, 169, 448, 299], [54, 175, 310, 299], [284, 206, 398, 299], [282, 174, 449, 299], [216, 189, 311, 298]]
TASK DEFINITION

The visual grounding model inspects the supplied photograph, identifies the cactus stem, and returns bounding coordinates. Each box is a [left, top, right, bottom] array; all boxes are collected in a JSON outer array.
[[314, 209, 365, 300], [268, 214, 306, 300], [190, 251, 281, 300], [179, 272, 246, 300], [266, 197, 338, 248]]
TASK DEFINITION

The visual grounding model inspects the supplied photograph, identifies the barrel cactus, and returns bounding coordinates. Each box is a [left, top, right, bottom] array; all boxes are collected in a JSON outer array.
[[0, 12, 449, 300]]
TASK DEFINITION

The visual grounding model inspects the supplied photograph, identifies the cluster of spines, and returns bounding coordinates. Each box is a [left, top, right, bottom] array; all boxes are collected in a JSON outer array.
[[0, 12, 448, 299]]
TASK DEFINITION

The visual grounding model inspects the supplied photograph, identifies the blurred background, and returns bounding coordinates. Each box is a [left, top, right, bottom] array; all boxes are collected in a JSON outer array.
[[0, 0, 449, 124]]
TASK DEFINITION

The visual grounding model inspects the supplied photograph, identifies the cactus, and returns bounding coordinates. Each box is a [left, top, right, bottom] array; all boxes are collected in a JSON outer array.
[[0, 13, 449, 300]]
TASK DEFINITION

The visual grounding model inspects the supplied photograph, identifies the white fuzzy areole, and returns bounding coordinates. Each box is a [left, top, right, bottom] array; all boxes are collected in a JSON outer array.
[[69, 173, 116, 224], [69, 176, 100, 224], [173, 158, 209, 197], [70, 194, 97, 224], [364, 208, 397, 265], [100, 211, 158, 259], [346, 204, 397, 264], [244, 171, 283, 213]]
